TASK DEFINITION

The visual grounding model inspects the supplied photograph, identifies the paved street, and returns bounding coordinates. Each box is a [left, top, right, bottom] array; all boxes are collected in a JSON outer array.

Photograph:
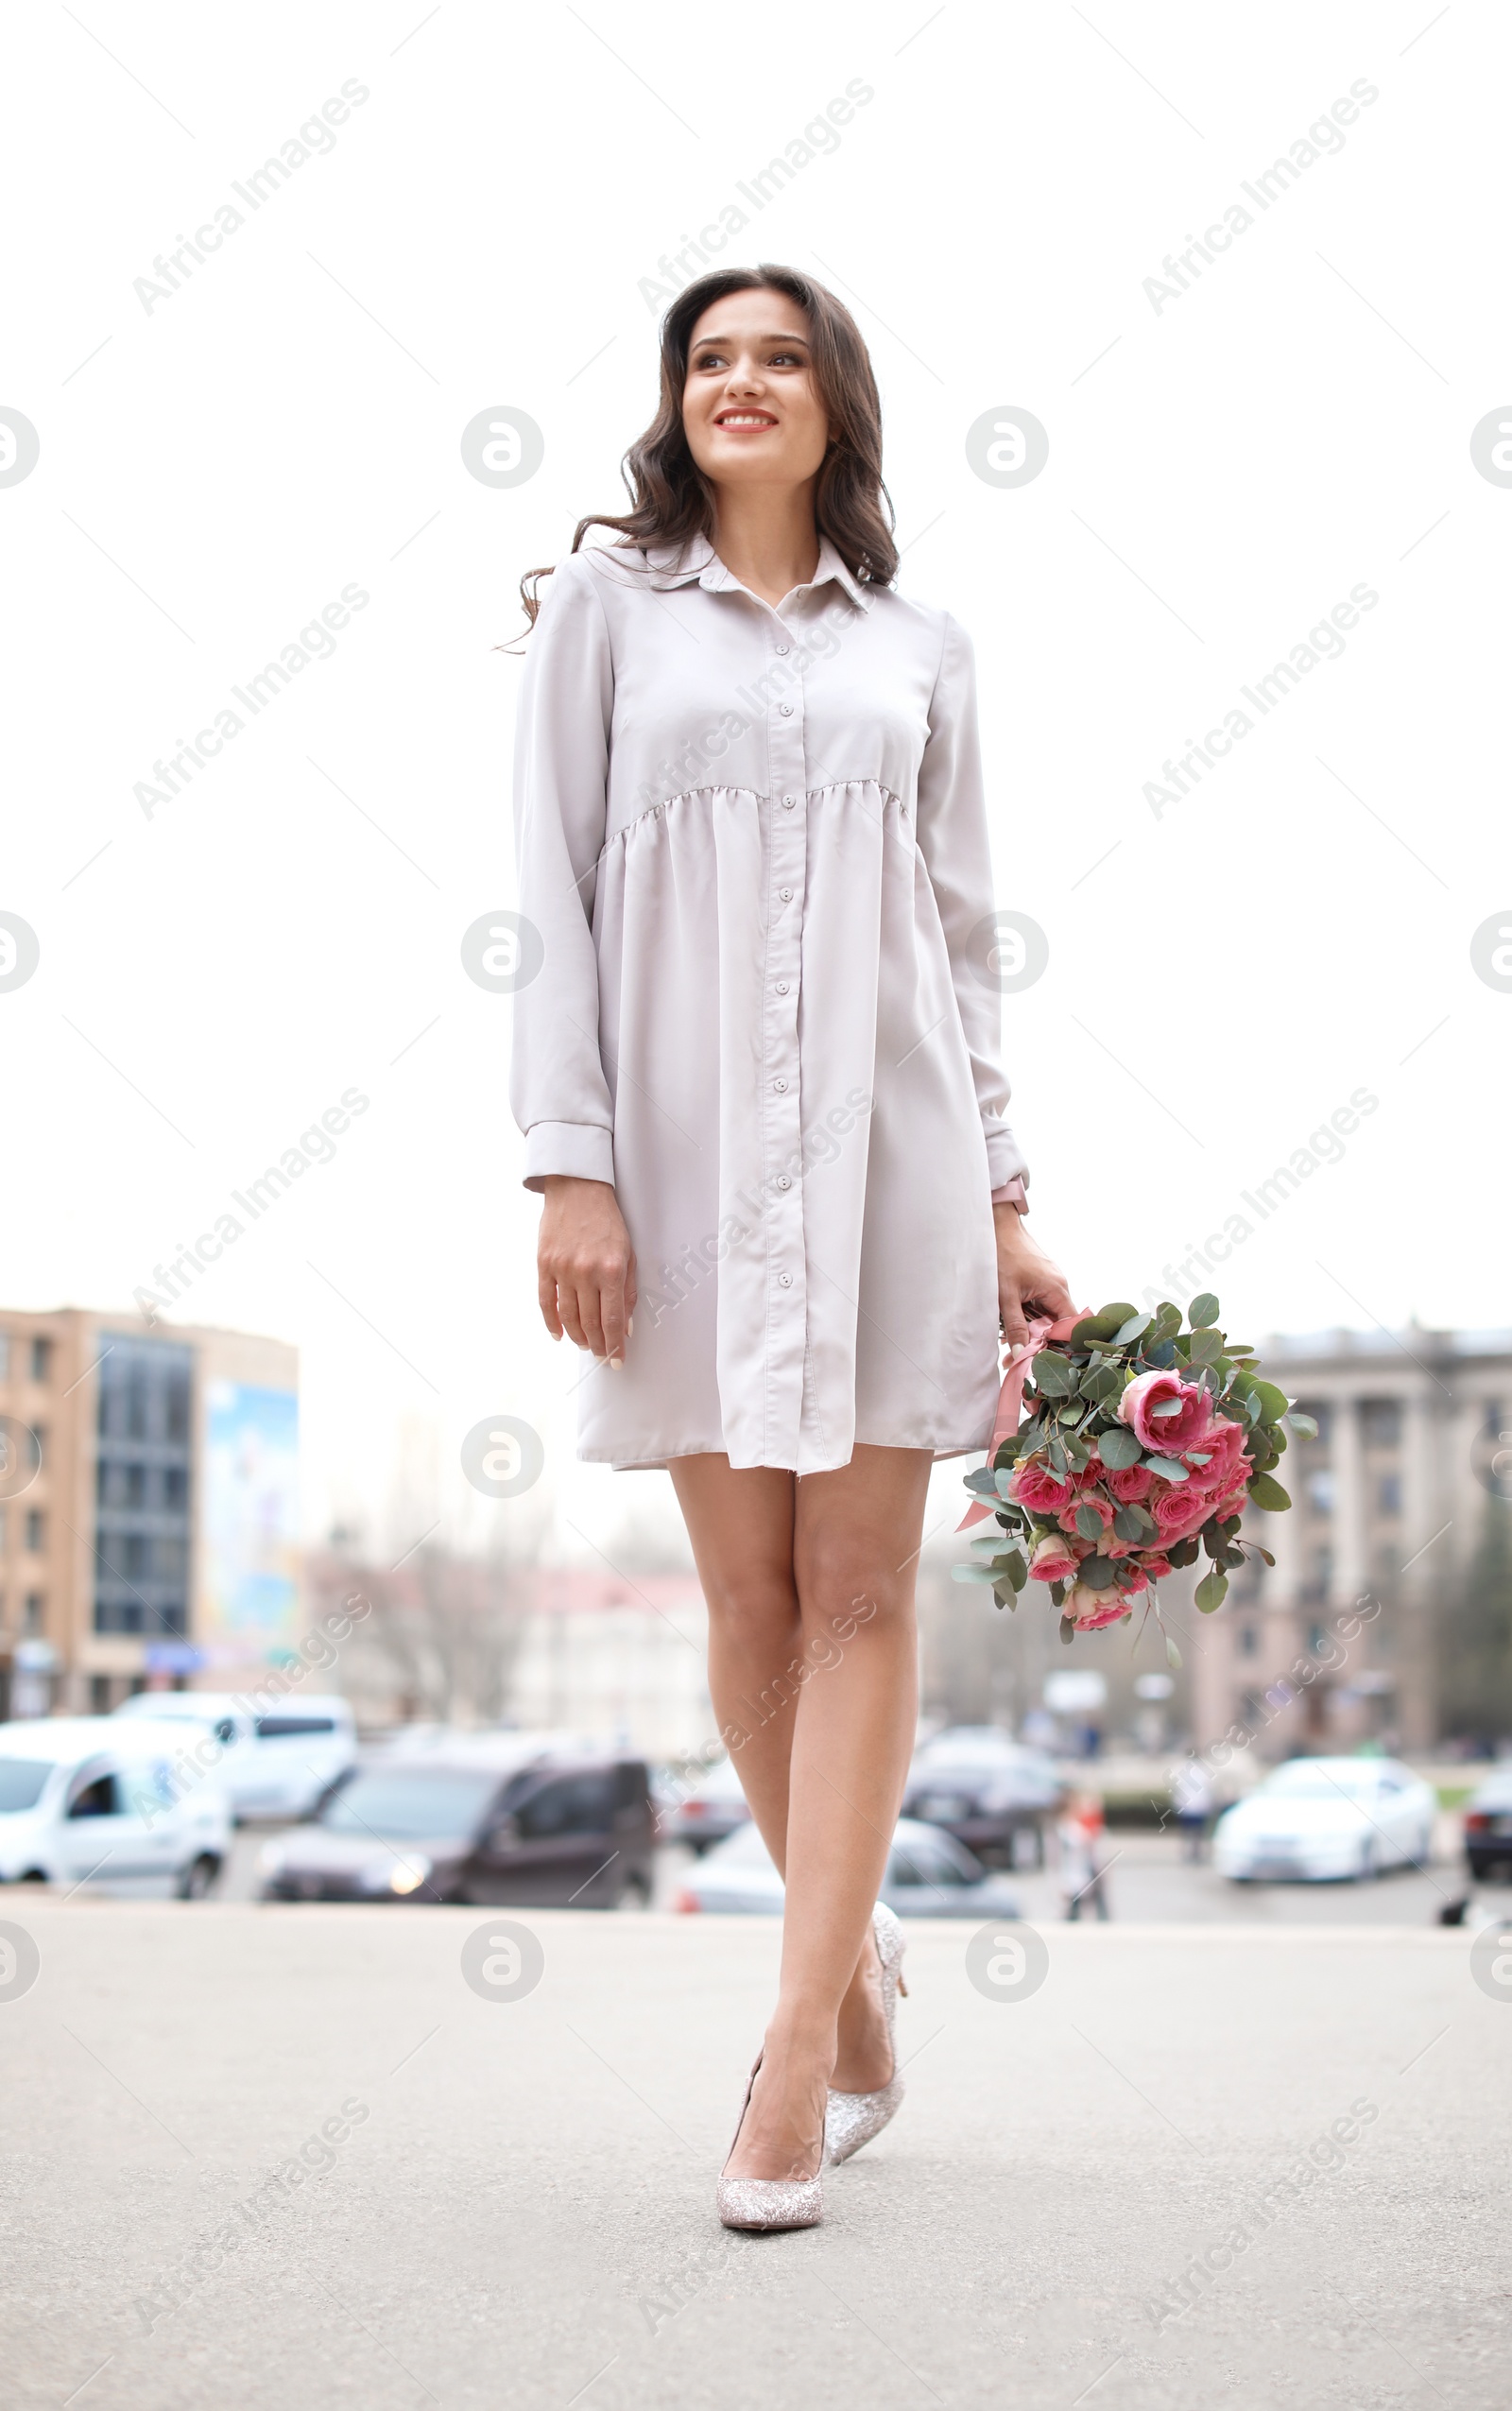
[[4, 1903, 1507, 2409]]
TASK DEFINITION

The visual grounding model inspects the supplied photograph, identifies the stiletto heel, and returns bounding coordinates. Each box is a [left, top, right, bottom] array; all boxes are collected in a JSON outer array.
[[715, 2051, 824, 2231], [824, 1902, 907, 2166]]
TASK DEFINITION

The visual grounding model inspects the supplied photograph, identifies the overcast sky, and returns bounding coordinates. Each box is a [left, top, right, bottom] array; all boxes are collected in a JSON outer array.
[[6, 0, 1506, 1572]]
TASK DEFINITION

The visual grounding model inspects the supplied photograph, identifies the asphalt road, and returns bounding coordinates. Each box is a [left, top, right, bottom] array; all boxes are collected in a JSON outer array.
[[4, 1903, 1507, 2409]]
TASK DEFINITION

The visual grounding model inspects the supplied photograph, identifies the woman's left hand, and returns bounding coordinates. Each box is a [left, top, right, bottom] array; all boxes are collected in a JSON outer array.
[[994, 1202, 1076, 1355]]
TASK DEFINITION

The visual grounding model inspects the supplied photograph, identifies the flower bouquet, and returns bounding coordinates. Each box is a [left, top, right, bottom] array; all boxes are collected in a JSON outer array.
[[955, 1293, 1314, 1661]]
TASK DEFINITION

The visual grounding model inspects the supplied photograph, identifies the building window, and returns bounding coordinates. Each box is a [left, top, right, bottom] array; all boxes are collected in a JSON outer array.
[[1308, 1471, 1335, 1515], [30, 1336, 52, 1383], [1378, 1472, 1401, 1514], [1362, 1399, 1401, 1447], [89, 1674, 112, 1714], [25, 1509, 43, 1554], [23, 1593, 43, 1635], [1239, 1624, 1259, 1657], [1308, 1624, 1328, 1656]]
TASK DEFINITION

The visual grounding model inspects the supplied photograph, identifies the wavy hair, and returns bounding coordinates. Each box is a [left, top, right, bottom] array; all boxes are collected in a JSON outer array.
[[514, 265, 897, 634]]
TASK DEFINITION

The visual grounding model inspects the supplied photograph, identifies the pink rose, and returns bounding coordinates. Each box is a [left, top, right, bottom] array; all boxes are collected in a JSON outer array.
[[1028, 1534, 1079, 1584], [1150, 1484, 1204, 1537], [1207, 1481, 1249, 1524], [1118, 1369, 1215, 1455], [1185, 1414, 1248, 1493], [1057, 1493, 1113, 1537], [1143, 1554, 1174, 1579], [1011, 1460, 1074, 1514], [1104, 1462, 1154, 1504], [1068, 1587, 1131, 1631]]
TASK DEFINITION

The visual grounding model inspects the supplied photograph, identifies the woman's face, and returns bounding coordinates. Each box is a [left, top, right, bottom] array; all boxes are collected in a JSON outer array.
[[681, 289, 830, 494]]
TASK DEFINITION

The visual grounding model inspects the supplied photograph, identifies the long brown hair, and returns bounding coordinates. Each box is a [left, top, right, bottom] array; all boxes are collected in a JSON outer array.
[[515, 265, 897, 633]]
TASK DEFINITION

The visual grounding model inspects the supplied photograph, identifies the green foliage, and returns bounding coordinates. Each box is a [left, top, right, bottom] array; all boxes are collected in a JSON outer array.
[[1194, 1568, 1228, 1612], [1247, 1473, 1291, 1511], [1189, 1292, 1220, 1325]]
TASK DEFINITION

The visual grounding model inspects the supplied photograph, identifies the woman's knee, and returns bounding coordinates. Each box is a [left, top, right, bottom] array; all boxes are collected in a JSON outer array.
[[702, 1569, 801, 1651], [795, 1538, 914, 1645]]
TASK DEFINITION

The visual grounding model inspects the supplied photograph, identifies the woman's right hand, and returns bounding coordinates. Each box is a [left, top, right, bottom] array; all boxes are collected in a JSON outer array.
[[538, 1177, 638, 1367]]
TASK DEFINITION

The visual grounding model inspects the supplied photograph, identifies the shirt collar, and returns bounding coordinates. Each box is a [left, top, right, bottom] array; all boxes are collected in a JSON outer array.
[[643, 528, 873, 611]]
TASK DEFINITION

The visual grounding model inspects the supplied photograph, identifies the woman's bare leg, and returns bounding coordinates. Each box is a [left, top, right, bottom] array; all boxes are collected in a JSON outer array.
[[671, 1445, 933, 2181]]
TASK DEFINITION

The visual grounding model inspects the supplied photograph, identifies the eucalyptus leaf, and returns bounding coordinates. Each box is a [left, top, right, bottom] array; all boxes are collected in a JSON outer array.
[[1247, 1472, 1292, 1511], [1149, 1398, 1185, 1419], [1143, 1339, 1177, 1370], [1194, 1568, 1228, 1612], [1096, 1427, 1142, 1470], [1188, 1292, 1220, 1326], [1165, 1633, 1183, 1670], [1284, 1411, 1318, 1440], [1074, 1505, 1107, 1541], [1002, 1549, 1028, 1592], [1253, 1379, 1289, 1421], [1079, 1555, 1117, 1590], [1112, 1505, 1144, 1541], [1032, 1353, 1074, 1396], [952, 1563, 1005, 1582], [1112, 1311, 1152, 1344], [994, 1467, 1018, 1499], [1059, 1617, 1075, 1645], [1188, 1327, 1223, 1367], [963, 1468, 999, 1494], [1144, 1455, 1189, 1482]]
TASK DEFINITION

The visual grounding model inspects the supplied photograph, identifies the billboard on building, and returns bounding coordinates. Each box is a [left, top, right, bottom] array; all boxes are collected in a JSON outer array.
[[201, 1379, 300, 1653]]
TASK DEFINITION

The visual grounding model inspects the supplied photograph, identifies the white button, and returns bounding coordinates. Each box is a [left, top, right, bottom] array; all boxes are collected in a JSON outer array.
[[776, 1176, 791, 1190], [779, 887, 792, 901], [779, 1273, 793, 1287], [776, 982, 789, 994], [782, 797, 796, 810], [780, 703, 794, 716], [774, 1078, 788, 1092], [775, 644, 790, 656]]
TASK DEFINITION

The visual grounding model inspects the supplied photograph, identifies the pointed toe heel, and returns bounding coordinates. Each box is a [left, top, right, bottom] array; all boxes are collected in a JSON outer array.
[[716, 2053, 824, 2231], [824, 1901, 908, 2167]]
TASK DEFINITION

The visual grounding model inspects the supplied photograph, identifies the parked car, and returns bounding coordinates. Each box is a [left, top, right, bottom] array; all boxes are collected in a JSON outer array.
[[0, 1716, 231, 1896], [675, 1815, 1023, 1917], [658, 1753, 753, 1852], [902, 1727, 1061, 1868], [258, 1740, 655, 1905], [1463, 1768, 1512, 1881], [1212, 1756, 1436, 1883], [114, 1690, 356, 1819]]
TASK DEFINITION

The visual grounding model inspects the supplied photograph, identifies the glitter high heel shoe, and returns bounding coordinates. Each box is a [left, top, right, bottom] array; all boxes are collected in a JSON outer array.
[[824, 1901, 908, 2166], [715, 2051, 824, 2232]]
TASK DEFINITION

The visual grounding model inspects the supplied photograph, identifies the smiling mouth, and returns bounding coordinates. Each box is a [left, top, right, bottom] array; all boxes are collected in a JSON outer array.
[[714, 411, 779, 430]]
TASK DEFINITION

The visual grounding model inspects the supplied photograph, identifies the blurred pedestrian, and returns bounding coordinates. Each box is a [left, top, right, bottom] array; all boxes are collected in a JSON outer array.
[[1170, 1753, 1214, 1861], [1057, 1789, 1110, 1920]]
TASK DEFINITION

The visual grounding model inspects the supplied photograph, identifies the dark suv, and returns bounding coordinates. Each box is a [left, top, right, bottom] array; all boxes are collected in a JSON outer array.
[[258, 1746, 655, 1906]]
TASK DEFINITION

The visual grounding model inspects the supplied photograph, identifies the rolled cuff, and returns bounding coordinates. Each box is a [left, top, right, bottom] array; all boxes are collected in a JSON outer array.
[[523, 1120, 616, 1194], [991, 1176, 1028, 1213], [984, 1123, 1029, 1193]]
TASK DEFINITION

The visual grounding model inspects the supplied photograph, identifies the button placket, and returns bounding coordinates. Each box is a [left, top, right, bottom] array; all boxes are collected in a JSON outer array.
[[763, 604, 809, 1413]]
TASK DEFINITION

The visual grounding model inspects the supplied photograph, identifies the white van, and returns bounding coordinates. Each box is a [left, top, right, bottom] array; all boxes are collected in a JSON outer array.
[[113, 1690, 357, 1818], [0, 1716, 232, 1896]]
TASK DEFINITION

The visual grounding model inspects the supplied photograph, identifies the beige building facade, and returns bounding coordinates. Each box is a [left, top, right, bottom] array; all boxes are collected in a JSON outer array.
[[0, 1308, 299, 1714], [1192, 1325, 1512, 1758]]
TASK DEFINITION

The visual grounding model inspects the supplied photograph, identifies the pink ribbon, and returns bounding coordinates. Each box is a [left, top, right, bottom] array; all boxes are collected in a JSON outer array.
[[956, 1310, 1089, 1531]]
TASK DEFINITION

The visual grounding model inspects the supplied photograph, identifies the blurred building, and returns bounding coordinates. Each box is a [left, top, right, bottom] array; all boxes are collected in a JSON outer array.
[[1193, 1325, 1512, 1757], [307, 1548, 712, 1760], [0, 1308, 299, 1715]]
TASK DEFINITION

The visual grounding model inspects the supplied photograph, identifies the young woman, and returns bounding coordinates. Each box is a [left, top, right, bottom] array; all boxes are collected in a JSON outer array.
[[510, 265, 1074, 2230]]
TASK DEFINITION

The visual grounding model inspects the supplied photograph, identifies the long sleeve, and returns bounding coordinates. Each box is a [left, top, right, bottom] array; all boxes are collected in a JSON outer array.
[[915, 611, 1029, 1193], [509, 554, 617, 1192]]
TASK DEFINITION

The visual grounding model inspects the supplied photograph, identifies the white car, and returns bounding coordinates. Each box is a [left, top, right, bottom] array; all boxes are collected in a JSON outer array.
[[114, 1690, 356, 1818], [0, 1716, 232, 1896], [1212, 1756, 1436, 1884], [676, 1815, 1024, 1918]]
